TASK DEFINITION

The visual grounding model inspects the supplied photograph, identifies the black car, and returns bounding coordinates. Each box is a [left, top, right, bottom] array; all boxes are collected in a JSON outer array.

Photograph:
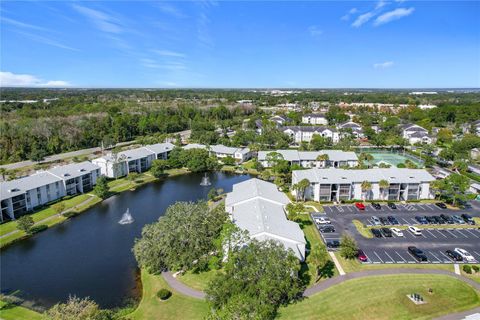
[[415, 216, 428, 224], [446, 250, 463, 261], [371, 229, 382, 238], [408, 246, 428, 262], [326, 240, 341, 249], [371, 202, 381, 210], [381, 227, 393, 237], [433, 216, 445, 225], [461, 214, 475, 225], [387, 202, 397, 209], [435, 202, 447, 209], [440, 214, 454, 224], [387, 216, 399, 225], [379, 217, 389, 225], [319, 225, 336, 233], [425, 216, 437, 224], [458, 200, 472, 209]]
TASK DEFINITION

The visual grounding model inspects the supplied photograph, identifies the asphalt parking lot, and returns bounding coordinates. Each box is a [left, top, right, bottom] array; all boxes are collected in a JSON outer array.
[[313, 201, 480, 264]]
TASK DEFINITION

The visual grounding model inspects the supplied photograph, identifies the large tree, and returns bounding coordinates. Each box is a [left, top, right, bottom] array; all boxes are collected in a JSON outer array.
[[93, 176, 109, 199], [44, 296, 110, 320], [133, 201, 227, 272], [205, 240, 303, 320]]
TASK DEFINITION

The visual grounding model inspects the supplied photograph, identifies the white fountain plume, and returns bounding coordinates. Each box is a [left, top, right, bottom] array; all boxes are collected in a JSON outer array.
[[200, 172, 211, 186], [119, 208, 134, 225]]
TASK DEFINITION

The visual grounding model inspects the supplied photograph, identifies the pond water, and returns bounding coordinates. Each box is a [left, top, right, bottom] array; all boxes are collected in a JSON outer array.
[[0, 172, 251, 309]]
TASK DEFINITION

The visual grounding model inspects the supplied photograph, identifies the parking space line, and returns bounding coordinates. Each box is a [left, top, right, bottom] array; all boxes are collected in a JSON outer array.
[[424, 229, 437, 238], [384, 251, 395, 263], [429, 251, 442, 263], [435, 230, 448, 238], [439, 251, 453, 263], [456, 230, 469, 238], [406, 251, 419, 263], [426, 204, 435, 211], [401, 218, 411, 225], [346, 206, 353, 212], [373, 251, 384, 263], [395, 251, 407, 263], [463, 229, 479, 238], [445, 229, 458, 238], [417, 204, 425, 210]]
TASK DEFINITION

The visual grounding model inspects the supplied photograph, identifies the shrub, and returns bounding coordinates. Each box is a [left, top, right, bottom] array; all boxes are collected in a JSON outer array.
[[463, 265, 472, 274], [156, 289, 172, 300], [30, 224, 48, 234], [63, 211, 77, 218], [472, 265, 479, 273]]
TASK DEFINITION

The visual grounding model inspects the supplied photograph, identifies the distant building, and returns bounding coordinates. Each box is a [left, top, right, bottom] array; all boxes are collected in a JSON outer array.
[[470, 183, 480, 194], [401, 124, 432, 145], [292, 168, 435, 202], [471, 148, 480, 160], [225, 178, 306, 261], [258, 150, 358, 168], [302, 113, 328, 125], [337, 121, 364, 139], [280, 126, 339, 144], [269, 115, 291, 126], [418, 104, 437, 110], [1, 161, 100, 221], [183, 144, 251, 163]]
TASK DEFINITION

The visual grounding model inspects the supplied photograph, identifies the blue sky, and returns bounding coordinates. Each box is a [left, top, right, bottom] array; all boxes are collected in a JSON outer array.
[[1, 1, 479, 88]]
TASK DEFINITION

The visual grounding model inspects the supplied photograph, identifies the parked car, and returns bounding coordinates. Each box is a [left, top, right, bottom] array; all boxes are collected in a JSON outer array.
[[371, 216, 382, 226], [390, 228, 404, 237], [326, 240, 340, 249], [454, 248, 476, 262], [381, 227, 393, 237], [387, 216, 399, 225], [433, 216, 445, 224], [435, 202, 447, 209], [371, 202, 381, 210], [452, 215, 465, 224], [379, 217, 389, 226], [314, 217, 331, 225], [408, 246, 428, 262], [415, 216, 428, 224], [461, 214, 475, 225], [440, 214, 454, 224], [355, 202, 365, 210], [408, 226, 422, 236], [458, 200, 472, 209], [357, 249, 368, 262], [319, 225, 336, 233], [387, 202, 397, 209], [425, 216, 436, 224], [371, 228, 382, 238], [446, 250, 463, 262]]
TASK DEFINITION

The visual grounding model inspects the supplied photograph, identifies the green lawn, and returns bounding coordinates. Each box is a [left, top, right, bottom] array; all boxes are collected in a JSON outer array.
[[0, 301, 42, 320], [335, 253, 455, 273], [128, 270, 209, 320], [352, 219, 373, 238], [303, 201, 323, 212], [461, 265, 480, 284], [278, 274, 480, 320], [177, 270, 221, 291]]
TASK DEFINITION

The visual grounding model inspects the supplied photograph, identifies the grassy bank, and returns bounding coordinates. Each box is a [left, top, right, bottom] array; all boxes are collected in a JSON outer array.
[[335, 253, 455, 273], [0, 301, 42, 320], [128, 270, 208, 320], [278, 274, 480, 320]]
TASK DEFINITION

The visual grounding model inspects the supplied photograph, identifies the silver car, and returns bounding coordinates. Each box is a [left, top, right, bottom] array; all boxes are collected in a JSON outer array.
[[371, 216, 382, 226]]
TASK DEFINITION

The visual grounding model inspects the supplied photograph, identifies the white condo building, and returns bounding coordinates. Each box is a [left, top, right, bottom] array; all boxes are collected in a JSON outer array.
[[258, 150, 358, 168], [183, 144, 251, 163], [302, 113, 328, 125], [280, 126, 339, 144], [292, 168, 435, 202], [1, 161, 101, 221], [401, 124, 432, 145], [225, 178, 306, 261]]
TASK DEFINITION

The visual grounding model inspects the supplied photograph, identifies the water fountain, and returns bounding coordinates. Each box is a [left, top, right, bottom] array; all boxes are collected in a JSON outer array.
[[118, 208, 134, 224], [199, 172, 211, 186]]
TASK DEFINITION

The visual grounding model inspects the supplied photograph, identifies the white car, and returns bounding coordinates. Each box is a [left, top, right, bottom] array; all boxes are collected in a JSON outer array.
[[408, 226, 422, 236], [391, 228, 404, 237], [454, 248, 476, 262], [314, 217, 331, 225]]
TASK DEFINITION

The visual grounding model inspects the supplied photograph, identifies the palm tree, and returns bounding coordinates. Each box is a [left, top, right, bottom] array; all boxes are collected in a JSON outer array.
[[298, 178, 311, 201], [379, 179, 389, 201], [430, 179, 444, 200], [361, 181, 372, 201], [291, 183, 300, 201], [316, 154, 329, 168]]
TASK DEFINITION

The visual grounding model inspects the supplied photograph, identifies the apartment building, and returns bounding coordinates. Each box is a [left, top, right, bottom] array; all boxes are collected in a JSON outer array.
[[292, 168, 435, 202], [257, 150, 358, 168], [183, 144, 251, 163], [337, 121, 364, 139], [280, 126, 339, 144], [302, 113, 328, 125], [401, 124, 432, 145]]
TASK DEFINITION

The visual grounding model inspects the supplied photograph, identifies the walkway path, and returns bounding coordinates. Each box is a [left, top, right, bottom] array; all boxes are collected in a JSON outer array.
[[0, 194, 97, 240], [328, 252, 345, 275], [434, 309, 480, 320], [161, 271, 206, 299]]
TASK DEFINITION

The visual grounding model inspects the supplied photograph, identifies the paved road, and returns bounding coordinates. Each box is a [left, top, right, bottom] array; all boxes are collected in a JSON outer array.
[[0, 129, 191, 171], [162, 271, 206, 299]]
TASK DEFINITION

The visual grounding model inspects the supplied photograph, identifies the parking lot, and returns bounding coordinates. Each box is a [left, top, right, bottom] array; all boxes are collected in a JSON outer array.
[[313, 201, 480, 264]]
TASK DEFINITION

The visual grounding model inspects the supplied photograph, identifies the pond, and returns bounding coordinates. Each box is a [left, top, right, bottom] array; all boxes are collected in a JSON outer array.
[[0, 172, 251, 309]]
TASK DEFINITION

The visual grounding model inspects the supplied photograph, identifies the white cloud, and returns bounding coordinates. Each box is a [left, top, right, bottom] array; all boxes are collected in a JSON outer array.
[[156, 3, 187, 18], [308, 25, 323, 37], [352, 12, 376, 28], [72, 4, 123, 34], [0, 71, 70, 87], [373, 61, 394, 69], [1, 17, 48, 31], [341, 8, 358, 21], [15, 31, 79, 51], [375, 0, 387, 10], [374, 7, 415, 26], [153, 50, 186, 58]]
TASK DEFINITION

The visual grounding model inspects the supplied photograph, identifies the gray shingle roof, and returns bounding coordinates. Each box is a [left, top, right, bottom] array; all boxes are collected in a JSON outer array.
[[118, 147, 155, 161], [48, 161, 100, 180], [210, 144, 238, 155], [281, 126, 336, 133], [258, 150, 358, 162], [144, 142, 175, 154], [183, 143, 207, 150], [1, 172, 61, 200], [293, 168, 435, 184], [225, 178, 290, 207], [304, 113, 326, 118]]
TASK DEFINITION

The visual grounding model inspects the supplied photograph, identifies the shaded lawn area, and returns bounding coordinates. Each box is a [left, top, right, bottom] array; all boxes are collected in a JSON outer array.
[[128, 270, 209, 320], [0, 301, 42, 320], [177, 269, 221, 291], [278, 274, 480, 320], [296, 214, 338, 287], [335, 253, 455, 274]]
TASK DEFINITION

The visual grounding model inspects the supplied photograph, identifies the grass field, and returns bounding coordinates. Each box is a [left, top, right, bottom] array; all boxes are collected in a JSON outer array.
[[177, 269, 220, 291], [0, 301, 42, 320], [335, 254, 455, 273], [278, 274, 480, 320], [352, 219, 373, 238], [128, 270, 209, 320]]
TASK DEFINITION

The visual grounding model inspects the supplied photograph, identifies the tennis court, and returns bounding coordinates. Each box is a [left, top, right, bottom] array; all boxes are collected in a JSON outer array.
[[364, 152, 424, 167]]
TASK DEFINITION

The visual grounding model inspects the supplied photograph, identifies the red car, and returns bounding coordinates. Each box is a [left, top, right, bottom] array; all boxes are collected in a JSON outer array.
[[355, 202, 365, 210], [357, 249, 368, 262]]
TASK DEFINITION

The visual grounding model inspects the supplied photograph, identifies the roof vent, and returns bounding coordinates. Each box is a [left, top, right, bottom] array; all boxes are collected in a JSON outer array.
[[63, 173, 70, 177], [341, 177, 347, 180], [390, 177, 396, 179], [8, 188, 20, 192], [79, 169, 86, 172]]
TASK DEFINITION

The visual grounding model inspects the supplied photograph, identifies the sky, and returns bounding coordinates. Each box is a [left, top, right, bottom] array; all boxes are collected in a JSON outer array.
[[0, 1, 479, 88]]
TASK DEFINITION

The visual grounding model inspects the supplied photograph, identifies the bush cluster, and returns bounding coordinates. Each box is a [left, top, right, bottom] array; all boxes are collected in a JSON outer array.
[[157, 289, 172, 300]]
